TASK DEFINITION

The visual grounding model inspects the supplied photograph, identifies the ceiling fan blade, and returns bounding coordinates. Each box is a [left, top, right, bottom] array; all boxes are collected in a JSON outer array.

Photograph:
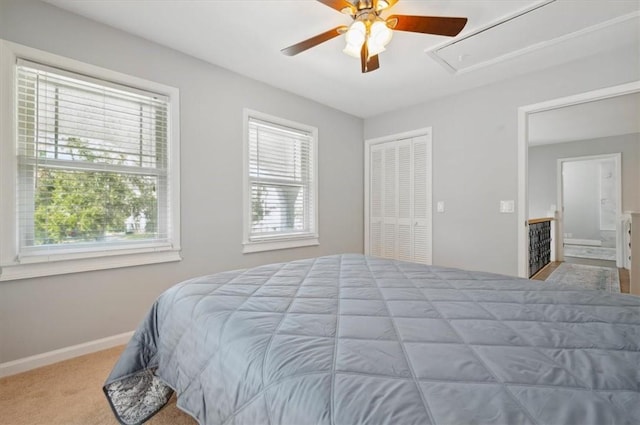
[[360, 43, 379, 73], [316, 0, 356, 15], [387, 15, 467, 37], [366, 54, 380, 73], [281, 26, 348, 56]]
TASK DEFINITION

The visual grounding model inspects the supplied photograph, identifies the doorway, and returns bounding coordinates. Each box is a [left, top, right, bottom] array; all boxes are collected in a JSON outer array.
[[517, 80, 640, 278], [557, 154, 622, 265]]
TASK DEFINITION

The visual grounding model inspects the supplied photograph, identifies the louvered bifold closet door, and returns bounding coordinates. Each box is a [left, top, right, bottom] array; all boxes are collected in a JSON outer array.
[[397, 140, 413, 262], [383, 142, 397, 259], [369, 146, 384, 257], [369, 141, 398, 260], [412, 136, 432, 264], [368, 134, 431, 264]]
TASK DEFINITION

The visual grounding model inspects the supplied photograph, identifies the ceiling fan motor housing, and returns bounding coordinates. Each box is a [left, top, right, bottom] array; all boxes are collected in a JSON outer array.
[[357, 0, 374, 11]]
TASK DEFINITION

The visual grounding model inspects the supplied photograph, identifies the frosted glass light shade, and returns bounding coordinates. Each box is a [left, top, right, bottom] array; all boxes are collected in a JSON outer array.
[[343, 18, 392, 59], [343, 43, 362, 58], [345, 21, 366, 48], [370, 20, 393, 47], [367, 41, 386, 56]]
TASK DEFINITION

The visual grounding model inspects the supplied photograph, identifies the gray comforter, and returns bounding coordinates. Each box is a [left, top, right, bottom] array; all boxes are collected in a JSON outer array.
[[104, 254, 640, 425]]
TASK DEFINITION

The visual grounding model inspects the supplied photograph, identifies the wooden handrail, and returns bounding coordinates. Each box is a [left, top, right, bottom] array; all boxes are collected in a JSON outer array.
[[528, 217, 554, 225]]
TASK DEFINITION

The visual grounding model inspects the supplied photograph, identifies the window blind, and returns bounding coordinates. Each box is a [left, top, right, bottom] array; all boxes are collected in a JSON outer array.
[[248, 117, 315, 240], [16, 59, 171, 254]]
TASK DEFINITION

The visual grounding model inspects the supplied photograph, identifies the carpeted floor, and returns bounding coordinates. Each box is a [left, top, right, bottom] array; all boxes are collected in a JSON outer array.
[[545, 262, 621, 292], [0, 346, 195, 425]]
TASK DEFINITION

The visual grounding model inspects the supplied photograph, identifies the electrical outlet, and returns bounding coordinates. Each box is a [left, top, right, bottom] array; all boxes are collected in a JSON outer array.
[[437, 201, 445, 213]]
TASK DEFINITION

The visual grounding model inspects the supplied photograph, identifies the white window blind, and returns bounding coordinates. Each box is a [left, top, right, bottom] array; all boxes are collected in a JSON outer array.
[[16, 59, 172, 256], [247, 115, 317, 245]]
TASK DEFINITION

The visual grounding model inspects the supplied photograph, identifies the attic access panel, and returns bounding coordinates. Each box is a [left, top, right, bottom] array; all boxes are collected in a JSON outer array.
[[428, 0, 640, 74]]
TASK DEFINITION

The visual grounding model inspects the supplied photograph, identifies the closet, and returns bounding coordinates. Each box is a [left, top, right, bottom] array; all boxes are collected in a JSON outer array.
[[366, 131, 432, 264]]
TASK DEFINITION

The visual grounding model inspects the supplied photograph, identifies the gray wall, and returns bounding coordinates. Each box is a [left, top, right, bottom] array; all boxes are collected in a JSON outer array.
[[364, 49, 639, 276], [0, 1, 364, 363], [528, 134, 640, 223]]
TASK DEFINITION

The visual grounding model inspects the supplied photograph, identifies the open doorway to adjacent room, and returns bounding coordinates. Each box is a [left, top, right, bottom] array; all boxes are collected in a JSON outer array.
[[558, 154, 621, 264], [517, 82, 640, 293]]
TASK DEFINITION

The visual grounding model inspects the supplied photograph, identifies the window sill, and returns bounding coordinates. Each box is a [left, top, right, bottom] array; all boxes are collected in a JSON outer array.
[[242, 236, 319, 254], [0, 248, 182, 281]]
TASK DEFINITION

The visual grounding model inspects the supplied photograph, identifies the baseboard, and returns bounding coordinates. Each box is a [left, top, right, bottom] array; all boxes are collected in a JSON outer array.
[[564, 238, 602, 247], [0, 331, 134, 378]]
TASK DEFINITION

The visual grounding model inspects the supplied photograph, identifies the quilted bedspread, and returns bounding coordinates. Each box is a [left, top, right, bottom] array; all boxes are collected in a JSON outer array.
[[104, 254, 640, 425]]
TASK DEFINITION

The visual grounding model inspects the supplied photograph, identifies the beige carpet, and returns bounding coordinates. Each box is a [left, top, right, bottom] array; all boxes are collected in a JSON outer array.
[[0, 346, 196, 425]]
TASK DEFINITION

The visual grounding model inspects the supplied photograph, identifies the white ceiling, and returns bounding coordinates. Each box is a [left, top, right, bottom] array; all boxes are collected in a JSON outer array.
[[528, 92, 640, 146], [44, 0, 640, 118]]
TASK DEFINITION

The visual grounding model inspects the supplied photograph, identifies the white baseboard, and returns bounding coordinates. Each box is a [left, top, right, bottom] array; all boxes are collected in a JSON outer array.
[[0, 331, 134, 378], [564, 238, 602, 247]]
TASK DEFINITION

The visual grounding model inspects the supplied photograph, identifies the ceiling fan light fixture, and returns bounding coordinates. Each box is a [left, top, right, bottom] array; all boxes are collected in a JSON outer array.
[[367, 42, 386, 56], [283, 0, 468, 73], [343, 18, 391, 60], [370, 20, 393, 48], [345, 20, 366, 48], [343, 43, 362, 58]]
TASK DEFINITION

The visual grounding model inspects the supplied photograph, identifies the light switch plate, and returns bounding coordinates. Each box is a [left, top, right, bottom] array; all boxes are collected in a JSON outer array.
[[500, 200, 515, 213], [437, 201, 445, 213]]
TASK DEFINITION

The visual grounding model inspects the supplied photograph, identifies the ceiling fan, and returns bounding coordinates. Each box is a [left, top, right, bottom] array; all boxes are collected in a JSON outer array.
[[281, 0, 468, 73]]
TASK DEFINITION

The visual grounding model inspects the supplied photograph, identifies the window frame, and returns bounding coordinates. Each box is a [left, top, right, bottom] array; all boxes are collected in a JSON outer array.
[[0, 40, 181, 281], [242, 109, 319, 254]]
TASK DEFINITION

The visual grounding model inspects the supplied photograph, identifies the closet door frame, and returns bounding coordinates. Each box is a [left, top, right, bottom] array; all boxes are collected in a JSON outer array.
[[364, 127, 433, 263]]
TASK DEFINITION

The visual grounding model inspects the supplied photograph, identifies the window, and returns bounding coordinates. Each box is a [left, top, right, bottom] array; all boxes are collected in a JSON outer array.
[[243, 109, 318, 253], [0, 42, 180, 280]]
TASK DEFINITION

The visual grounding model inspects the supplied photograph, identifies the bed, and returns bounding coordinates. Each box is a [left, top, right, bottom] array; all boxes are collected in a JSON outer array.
[[104, 254, 640, 425]]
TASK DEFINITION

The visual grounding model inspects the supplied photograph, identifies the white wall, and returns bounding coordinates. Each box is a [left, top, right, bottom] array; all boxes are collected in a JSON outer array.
[[528, 134, 640, 220], [364, 48, 640, 276], [0, 1, 364, 363], [599, 159, 618, 231]]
